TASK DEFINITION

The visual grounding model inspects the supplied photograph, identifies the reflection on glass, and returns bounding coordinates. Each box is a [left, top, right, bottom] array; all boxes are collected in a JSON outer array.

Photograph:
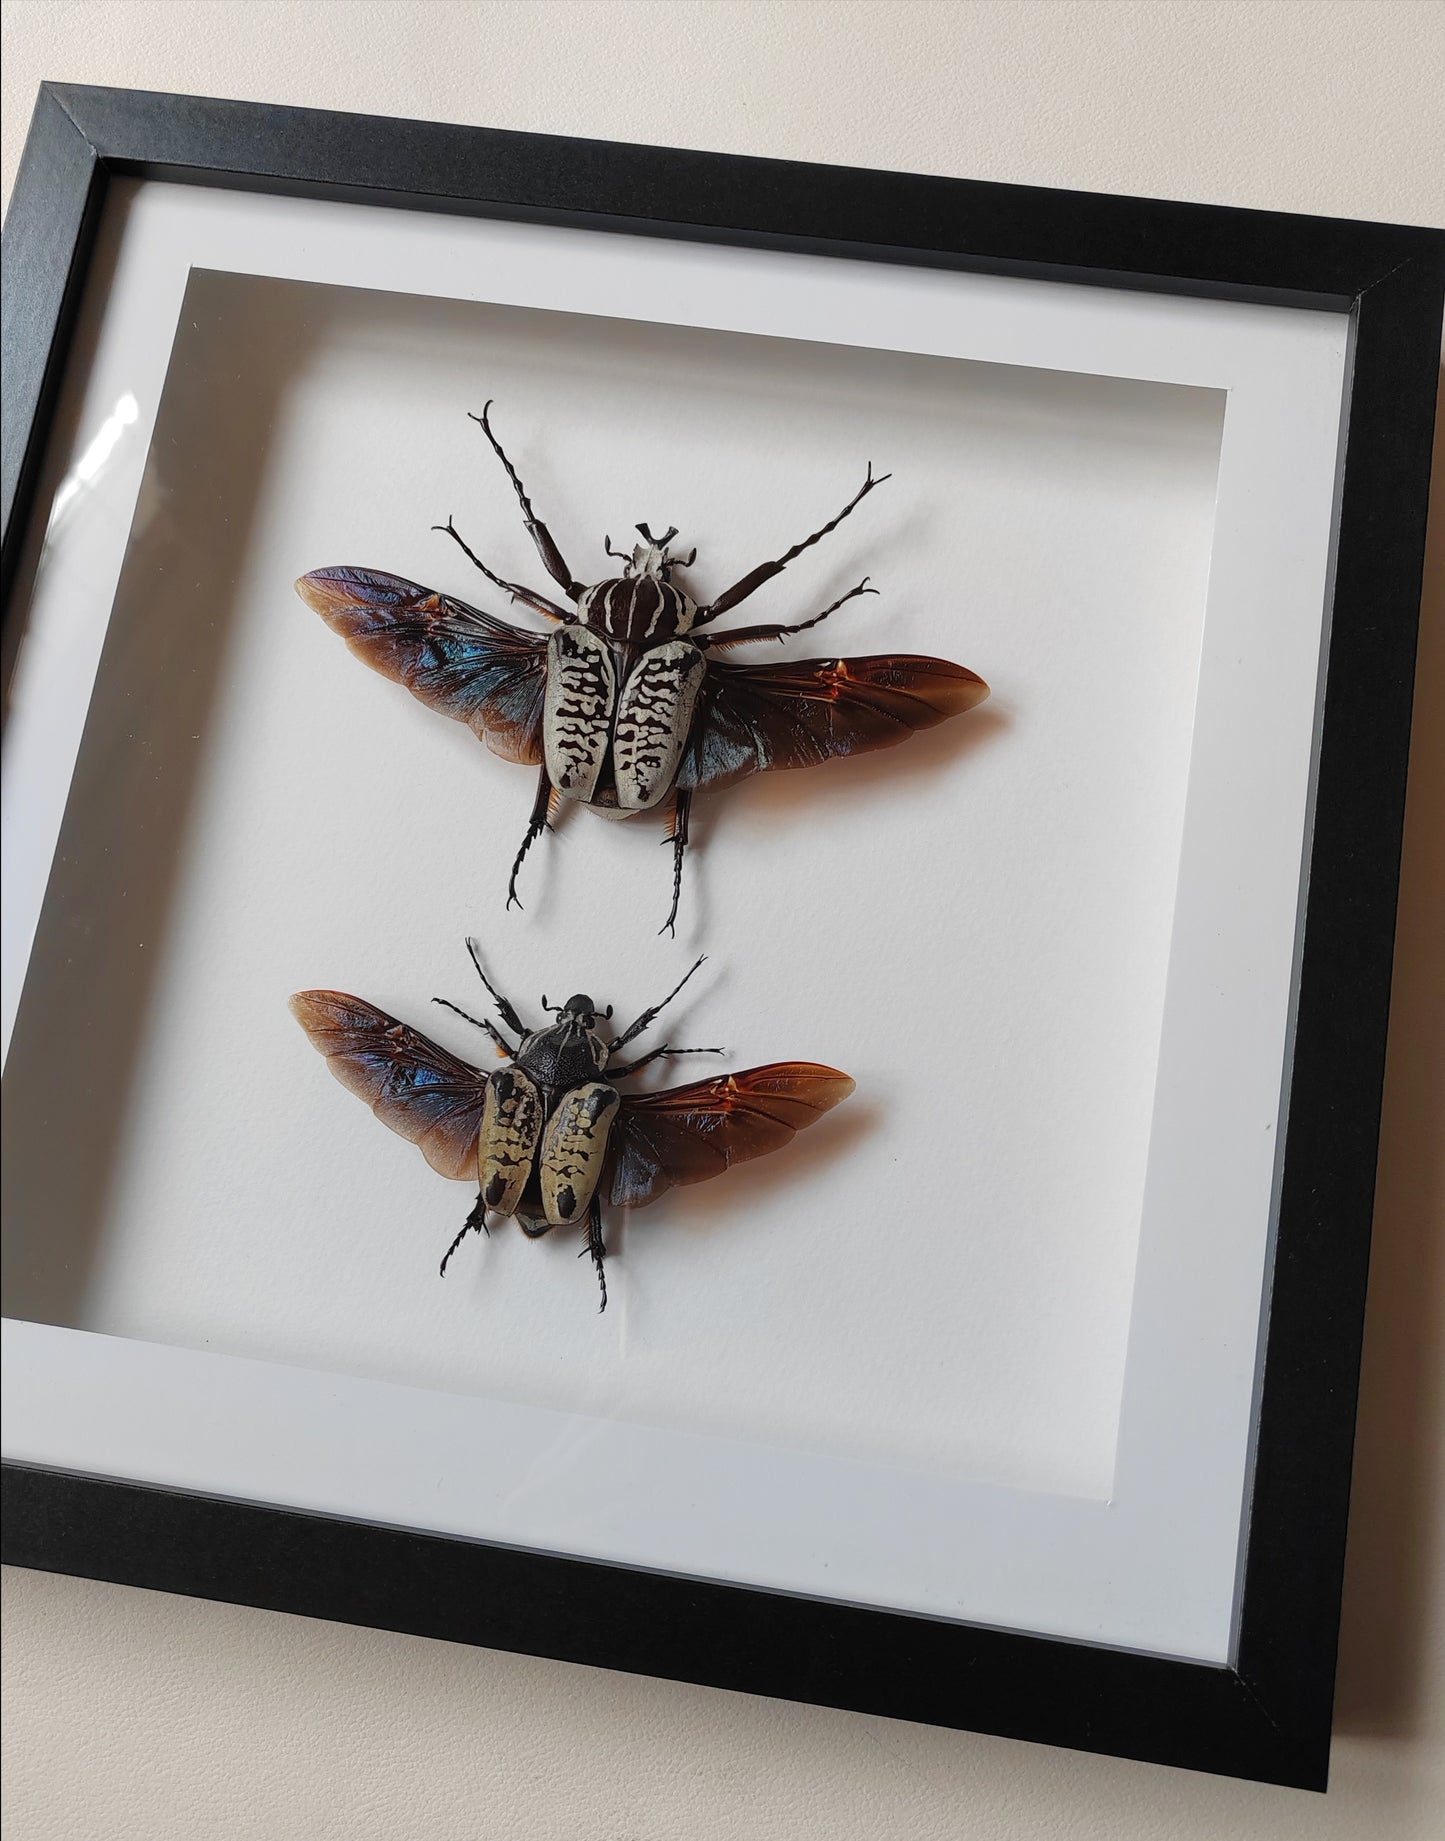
[[45, 392, 139, 538]]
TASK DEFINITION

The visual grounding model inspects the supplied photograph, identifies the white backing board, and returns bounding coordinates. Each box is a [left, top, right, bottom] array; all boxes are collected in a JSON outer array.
[[1, 181, 1350, 1660]]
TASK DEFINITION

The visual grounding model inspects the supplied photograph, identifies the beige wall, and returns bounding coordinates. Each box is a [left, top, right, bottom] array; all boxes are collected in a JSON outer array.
[[3, 3, 1442, 1835]]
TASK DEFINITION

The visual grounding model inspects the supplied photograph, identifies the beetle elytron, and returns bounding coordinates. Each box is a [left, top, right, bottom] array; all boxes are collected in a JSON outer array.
[[297, 405, 989, 931], [291, 945, 853, 1309]]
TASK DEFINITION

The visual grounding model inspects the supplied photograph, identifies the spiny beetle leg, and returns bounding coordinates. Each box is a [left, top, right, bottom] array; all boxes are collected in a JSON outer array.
[[464, 938, 531, 1037], [658, 790, 691, 938], [698, 579, 877, 652], [472, 402, 583, 598], [431, 997, 514, 1057], [609, 1042, 726, 1079], [432, 516, 573, 622], [578, 1198, 608, 1312], [506, 766, 556, 912], [440, 1193, 491, 1277], [611, 950, 707, 1050], [694, 463, 890, 625]]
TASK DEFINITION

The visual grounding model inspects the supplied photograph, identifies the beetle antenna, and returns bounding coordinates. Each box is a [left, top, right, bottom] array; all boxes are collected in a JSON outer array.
[[604, 536, 630, 562]]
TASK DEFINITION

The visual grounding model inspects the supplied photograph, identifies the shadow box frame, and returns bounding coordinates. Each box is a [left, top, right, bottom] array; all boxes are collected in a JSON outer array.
[[1, 82, 1442, 1792]]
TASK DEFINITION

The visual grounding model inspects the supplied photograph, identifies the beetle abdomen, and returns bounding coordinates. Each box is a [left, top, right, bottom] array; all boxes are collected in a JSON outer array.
[[478, 1067, 545, 1216], [582, 790, 641, 822], [539, 1082, 621, 1226], [612, 641, 707, 811], [578, 576, 696, 643], [544, 626, 615, 798]]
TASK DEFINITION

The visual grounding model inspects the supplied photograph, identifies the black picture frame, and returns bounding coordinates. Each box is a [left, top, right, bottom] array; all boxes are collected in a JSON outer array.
[[2, 83, 1440, 1791]]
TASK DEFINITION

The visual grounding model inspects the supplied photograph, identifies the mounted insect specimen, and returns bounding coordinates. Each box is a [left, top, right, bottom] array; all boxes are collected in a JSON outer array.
[[296, 405, 989, 931], [290, 945, 853, 1310]]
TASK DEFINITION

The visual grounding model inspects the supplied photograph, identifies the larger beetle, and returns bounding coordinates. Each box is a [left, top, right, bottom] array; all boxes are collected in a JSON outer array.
[[297, 405, 989, 931]]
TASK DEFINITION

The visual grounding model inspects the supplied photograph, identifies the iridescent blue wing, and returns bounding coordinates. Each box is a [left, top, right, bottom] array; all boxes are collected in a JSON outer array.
[[678, 655, 989, 794], [297, 567, 549, 764], [290, 990, 487, 1181], [606, 1064, 854, 1209]]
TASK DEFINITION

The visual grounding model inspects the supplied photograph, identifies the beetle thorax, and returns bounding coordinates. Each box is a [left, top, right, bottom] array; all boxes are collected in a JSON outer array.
[[577, 570, 697, 643], [516, 1015, 611, 1087]]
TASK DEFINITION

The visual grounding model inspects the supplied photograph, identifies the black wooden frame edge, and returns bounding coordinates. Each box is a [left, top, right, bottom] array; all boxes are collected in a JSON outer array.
[[3, 81, 1442, 1791], [1228, 246, 1442, 1785], [5, 81, 1442, 589], [1, 1464, 1315, 1787]]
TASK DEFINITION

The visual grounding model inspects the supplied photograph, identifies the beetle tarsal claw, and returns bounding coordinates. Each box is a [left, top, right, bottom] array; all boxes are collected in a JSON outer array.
[[439, 1194, 490, 1276]]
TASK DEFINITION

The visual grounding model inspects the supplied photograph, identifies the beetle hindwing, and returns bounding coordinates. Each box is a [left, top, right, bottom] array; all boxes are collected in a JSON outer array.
[[478, 1067, 545, 1215], [544, 626, 616, 798], [539, 1081, 621, 1227], [613, 640, 707, 811]]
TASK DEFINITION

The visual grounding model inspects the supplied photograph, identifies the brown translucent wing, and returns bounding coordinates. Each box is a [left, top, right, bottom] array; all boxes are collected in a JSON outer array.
[[296, 567, 549, 764], [605, 1063, 855, 1210], [290, 990, 488, 1181], [677, 654, 989, 795]]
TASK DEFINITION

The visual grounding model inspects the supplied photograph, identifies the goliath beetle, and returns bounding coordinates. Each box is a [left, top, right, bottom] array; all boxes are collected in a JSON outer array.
[[297, 406, 989, 931], [290, 944, 853, 1310]]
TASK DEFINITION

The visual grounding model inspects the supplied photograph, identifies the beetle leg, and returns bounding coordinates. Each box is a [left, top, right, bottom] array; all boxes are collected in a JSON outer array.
[[507, 767, 557, 912], [463, 938, 531, 1036], [471, 402, 584, 598], [609, 1042, 726, 1078], [611, 950, 707, 1050], [658, 790, 691, 937], [430, 997, 514, 1057], [577, 1197, 608, 1312], [439, 1193, 491, 1277], [696, 578, 877, 651], [432, 516, 574, 622], [693, 464, 890, 626]]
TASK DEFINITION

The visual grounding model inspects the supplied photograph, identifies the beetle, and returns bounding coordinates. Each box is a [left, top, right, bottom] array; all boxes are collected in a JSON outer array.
[[290, 944, 854, 1310], [296, 405, 989, 932]]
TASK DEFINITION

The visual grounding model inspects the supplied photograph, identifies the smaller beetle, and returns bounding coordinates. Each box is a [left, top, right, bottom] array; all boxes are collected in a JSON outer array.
[[291, 944, 854, 1309]]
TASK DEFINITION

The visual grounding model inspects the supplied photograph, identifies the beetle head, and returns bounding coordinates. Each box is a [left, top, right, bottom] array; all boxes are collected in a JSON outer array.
[[604, 523, 697, 579], [543, 993, 614, 1028]]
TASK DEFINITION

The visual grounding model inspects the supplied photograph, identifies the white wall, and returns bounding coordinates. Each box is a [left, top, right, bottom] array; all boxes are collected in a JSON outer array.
[[3, 3, 1442, 1836]]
